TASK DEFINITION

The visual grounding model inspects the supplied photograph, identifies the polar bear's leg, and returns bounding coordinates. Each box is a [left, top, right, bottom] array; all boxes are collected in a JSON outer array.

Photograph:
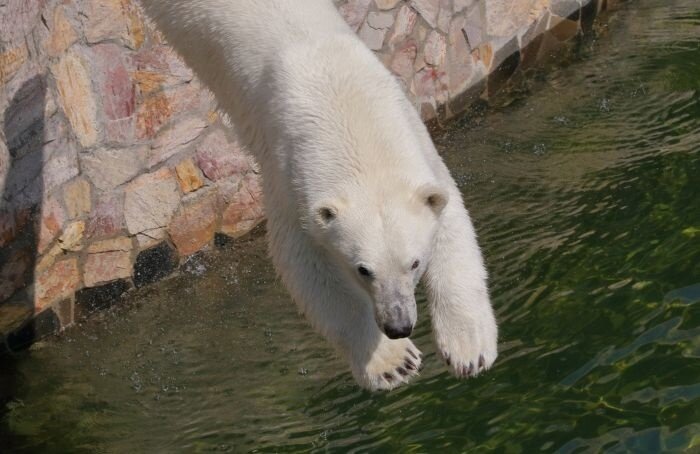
[[267, 213, 422, 390], [424, 195, 498, 377]]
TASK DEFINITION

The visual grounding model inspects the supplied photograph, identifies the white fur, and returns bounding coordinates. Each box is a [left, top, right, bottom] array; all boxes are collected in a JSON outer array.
[[138, 0, 498, 390]]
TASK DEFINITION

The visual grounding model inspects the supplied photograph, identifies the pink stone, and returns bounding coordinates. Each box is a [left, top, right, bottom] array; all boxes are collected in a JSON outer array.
[[87, 193, 125, 239], [38, 196, 66, 254], [169, 190, 218, 256], [447, 17, 474, 96], [411, 0, 440, 28], [124, 168, 181, 235], [221, 174, 264, 238], [81, 146, 147, 191], [390, 41, 418, 84], [389, 5, 418, 46], [424, 30, 447, 66], [195, 130, 250, 182], [51, 48, 99, 147], [35, 258, 80, 311], [149, 117, 208, 168], [90, 43, 135, 121], [359, 12, 394, 51], [132, 44, 193, 94], [437, 0, 452, 33], [42, 115, 80, 191], [84, 237, 133, 287], [338, 0, 372, 32]]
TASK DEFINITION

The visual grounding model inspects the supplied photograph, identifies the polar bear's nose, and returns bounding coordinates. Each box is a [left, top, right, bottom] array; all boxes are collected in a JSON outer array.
[[383, 323, 413, 339]]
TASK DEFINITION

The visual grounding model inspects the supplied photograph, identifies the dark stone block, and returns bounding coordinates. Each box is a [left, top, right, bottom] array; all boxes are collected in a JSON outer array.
[[448, 77, 486, 119], [214, 232, 236, 249], [3, 308, 60, 353], [133, 242, 178, 288], [488, 39, 521, 98], [75, 279, 131, 318], [581, 0, 598, 32], [551, 0, 581, 21]]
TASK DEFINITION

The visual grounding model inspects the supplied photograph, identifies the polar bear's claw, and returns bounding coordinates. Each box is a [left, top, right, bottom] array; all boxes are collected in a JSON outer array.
[[436, 324, 497, 380]]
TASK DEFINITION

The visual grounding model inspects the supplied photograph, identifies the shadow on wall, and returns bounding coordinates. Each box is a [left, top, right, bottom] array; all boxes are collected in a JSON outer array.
[[0, 75, 48, 424], [0, 75, 57, 358]]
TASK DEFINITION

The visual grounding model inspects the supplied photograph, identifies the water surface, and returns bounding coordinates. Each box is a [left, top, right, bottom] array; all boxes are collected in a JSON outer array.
[[2, 0, 699, 451]]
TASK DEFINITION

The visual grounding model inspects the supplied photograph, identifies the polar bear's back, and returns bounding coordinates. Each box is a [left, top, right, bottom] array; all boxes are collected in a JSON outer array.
[[139, 0, 353, 138]]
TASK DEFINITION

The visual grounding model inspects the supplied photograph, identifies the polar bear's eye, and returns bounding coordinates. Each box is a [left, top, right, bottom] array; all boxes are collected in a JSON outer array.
[[319, 207, 336, 222], [357, 265, 374, 278], [411, 260, 420, 270]]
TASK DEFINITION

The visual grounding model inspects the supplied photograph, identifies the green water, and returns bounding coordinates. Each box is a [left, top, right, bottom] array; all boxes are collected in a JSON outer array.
[[2, 0, 700, 451]]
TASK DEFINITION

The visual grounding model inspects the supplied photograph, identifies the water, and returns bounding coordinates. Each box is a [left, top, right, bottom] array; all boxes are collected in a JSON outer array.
[[2, 0, 699, 451]]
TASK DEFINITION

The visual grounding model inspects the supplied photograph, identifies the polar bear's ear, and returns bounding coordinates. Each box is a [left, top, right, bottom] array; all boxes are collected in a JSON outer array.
[[419, 184, 449, 216]]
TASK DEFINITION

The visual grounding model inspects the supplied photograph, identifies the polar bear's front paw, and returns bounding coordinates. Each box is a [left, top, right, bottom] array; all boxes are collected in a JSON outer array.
[[353, 337, 422, 391], [434, 312, 498, 379]]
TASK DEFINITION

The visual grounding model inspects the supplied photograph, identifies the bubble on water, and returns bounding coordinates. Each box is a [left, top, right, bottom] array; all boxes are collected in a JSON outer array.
[[553, 115, 570, 125], [598, 97, 611, 112], [298, 367, 308, 376], [533, 143, 547, 155], [130, 371, 143, 392]]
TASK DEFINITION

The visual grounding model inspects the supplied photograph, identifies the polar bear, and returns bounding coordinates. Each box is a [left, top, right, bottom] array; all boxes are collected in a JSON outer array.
[[139, 0, 498, 390]]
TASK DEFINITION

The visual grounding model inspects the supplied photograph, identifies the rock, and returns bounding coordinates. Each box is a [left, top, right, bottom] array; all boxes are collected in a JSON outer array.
[[38, 196, 66, 253], [47, 5, 78, 57], [411, 0, 440, 29], [447, 17, 474, 97], [132, 45, 193, 94], [437, 0, 452, 33], [136, 228, 168, 249], [359, 12, 395, 50], [63, 178, 92, 219], [135, 91, 172, 139], [195, 130, 250, 181], [338, 0, 372, 32], [35, 258, 80, 311], [221, 174, 264, 238], [390, 41, 418, 84], [83, 0, 143, 49], [175, 159, 205, 193], [4, 75, 47, 160], [124, 168, 181, 235], [0, 248, 32, 302], [87, 192, 125, 239], [375, 0, 401, 10], [0, 303, 33, 338], [90, 44, 135, 122], [484, 0, 547, 38], [51, 49, 99, 147], [453, 0, 476, 14], [84, 237, 133, 287], [135, 83, 208, 140], [42, 118, 80, 193], [75, 280, 130, 316], [169, 190, 218, 255], [424, 30, 447, 66], [463, 5, 483, 49], [81, 146, 147, 191], [149, 117, 208, 168], [133, 242, 178, 288], [0, 45, 29, 86], [389, 5, 418, 46], [57, 221, 84, 252]]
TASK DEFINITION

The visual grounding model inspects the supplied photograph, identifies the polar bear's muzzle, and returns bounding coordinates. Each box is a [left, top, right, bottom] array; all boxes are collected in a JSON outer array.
[[375, 293, 417, 339]]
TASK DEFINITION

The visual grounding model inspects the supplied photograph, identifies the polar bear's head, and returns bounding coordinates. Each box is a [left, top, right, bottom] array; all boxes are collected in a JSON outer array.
[[309, 182, 448, 339]]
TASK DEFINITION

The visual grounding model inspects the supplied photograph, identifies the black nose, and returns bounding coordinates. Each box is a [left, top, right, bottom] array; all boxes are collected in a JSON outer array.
[[383, 324, 413, 339]]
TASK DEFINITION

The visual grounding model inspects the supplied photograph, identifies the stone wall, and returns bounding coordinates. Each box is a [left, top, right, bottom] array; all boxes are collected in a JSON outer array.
[[0, 0, 610, 350]]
